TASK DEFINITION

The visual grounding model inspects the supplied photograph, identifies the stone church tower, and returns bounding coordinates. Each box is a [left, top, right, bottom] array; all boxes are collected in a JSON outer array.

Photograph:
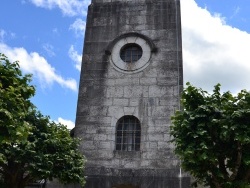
[[75, 0, 190, 187]]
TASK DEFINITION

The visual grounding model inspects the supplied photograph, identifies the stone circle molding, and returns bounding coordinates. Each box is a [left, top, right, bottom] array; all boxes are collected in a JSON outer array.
[[106, 33, 156, 74]]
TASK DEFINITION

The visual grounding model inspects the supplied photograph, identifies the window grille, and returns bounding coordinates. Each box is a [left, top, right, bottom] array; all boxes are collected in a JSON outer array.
[[116, 116, 141, 151], [120, 44, 142, 63]]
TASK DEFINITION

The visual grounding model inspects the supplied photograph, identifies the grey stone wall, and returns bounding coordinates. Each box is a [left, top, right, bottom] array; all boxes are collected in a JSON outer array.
[[73, 0, 187, 187], [83, 167, 190, 188]]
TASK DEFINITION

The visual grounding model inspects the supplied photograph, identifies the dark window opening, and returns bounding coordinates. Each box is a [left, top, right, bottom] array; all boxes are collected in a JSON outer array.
[[116, 116, 141, 151], [120, 44, 142, 63]]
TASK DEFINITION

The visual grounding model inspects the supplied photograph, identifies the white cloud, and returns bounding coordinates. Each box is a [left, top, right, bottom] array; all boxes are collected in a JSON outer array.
[[0, 29, 16, 43], [57, 117, 75, 129], [182, 0, 250, 93], [0, 29, 6, 42], [52, 28, 59, 35], [0, 43, 77, 91], [230, 6, 240, 19], [29, 0, 90, 16], [69, 18, 86, 37], [42, 43, 55, 57], [10, 32, 16, 39], [68, 45, 82, 71]]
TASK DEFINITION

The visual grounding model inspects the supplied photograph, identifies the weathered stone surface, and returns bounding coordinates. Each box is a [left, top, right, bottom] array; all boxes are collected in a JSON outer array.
[[61, 0, 189, 187], [113, 98, 129, 106]]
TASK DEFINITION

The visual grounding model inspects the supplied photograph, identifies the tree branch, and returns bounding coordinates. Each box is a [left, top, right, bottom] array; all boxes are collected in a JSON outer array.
[[218, 156, 228, 180], [211, 175, 221, 188], [229, 142, 242, 181], [243, 169, 250, 181], [23, 173, 31, 185]]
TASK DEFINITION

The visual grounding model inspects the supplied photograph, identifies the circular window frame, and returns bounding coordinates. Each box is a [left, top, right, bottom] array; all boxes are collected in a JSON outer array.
[[120, 43, 143, 63], [110, 36, 152, 73]]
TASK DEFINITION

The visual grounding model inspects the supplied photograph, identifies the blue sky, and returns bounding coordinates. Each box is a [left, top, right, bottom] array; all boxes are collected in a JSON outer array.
[[1, 0, 250, 129]]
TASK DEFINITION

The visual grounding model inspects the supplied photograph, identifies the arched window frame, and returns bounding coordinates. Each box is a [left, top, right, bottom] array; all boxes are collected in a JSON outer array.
[[115, 116, 141, 151]]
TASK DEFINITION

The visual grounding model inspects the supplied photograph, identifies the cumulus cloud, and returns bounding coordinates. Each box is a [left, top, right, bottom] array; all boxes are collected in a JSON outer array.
[[69, 18, 86, 37], [29, 0, 90, 16], [0, 43, 77, 91], [68, 45, 82, 71], [182, 0, 250, 93], [57, 117, 75, 129]]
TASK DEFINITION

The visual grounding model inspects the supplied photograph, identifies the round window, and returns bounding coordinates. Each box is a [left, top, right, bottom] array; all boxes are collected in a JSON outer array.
[[120, 44, 142, 63], [110, 36, 152, 73]]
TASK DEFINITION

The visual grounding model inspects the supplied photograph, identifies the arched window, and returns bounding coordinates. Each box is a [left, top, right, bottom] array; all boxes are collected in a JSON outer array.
[[116, 116, 141, 151]]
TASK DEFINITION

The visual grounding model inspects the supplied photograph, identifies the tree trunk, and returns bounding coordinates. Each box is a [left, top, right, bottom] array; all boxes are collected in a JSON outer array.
[[3, 173, 26, 188], [3, 160, 28, 188], [211, 175, 222, 188]]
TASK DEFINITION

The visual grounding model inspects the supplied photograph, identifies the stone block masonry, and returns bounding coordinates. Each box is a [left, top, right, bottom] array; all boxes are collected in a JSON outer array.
[[52, 0, 192, 187]]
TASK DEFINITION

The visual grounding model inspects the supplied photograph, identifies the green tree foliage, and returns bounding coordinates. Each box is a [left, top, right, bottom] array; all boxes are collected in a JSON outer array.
[[0, 53, 85, 188], [171, 83, 250, 188]]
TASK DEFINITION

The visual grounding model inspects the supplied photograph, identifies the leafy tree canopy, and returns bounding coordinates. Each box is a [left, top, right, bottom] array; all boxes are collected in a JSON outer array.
[[171, 82, 250, 188], [0, 53, 85, 188]]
